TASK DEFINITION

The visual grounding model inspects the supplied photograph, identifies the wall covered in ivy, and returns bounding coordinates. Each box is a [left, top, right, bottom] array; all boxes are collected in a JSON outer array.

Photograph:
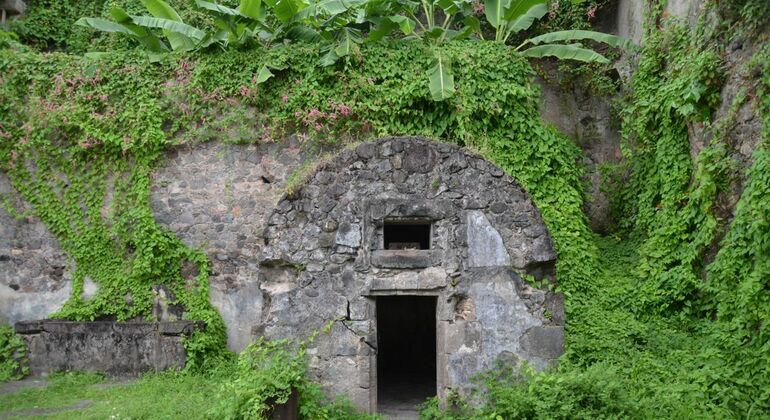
[[1, 0, 769, 416]]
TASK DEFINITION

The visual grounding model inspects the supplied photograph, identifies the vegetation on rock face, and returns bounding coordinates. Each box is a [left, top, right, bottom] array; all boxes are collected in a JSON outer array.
[[70, 0, 630, 101], [0, 326, 28, 381], [1, 0, 769, 417]]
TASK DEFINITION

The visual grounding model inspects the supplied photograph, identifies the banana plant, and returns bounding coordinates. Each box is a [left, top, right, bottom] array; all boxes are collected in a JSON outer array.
[[76, 0, 210, 53], [484, 0, 547, 42], [193, 0, 265, 47], [364, 0, 477, 101], [482, 0, 635, 63], [204, 0, 368, 65], [304, 0, 369, 65], [516, 28, 636, 63], [365, 0, 478, 43]]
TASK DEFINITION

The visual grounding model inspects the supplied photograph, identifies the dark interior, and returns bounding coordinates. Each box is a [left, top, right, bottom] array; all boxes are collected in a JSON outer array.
[[383, 220, 431, 250], [377, 296, 436, 413]]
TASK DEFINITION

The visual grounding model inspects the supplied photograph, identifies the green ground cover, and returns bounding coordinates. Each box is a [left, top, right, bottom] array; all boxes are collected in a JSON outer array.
[[1, 0, 769, 418], [0, 371, 222, 419]]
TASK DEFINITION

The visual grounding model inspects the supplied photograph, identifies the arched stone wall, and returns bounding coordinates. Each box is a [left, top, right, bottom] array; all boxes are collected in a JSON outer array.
[[259, 137, 563, 411]]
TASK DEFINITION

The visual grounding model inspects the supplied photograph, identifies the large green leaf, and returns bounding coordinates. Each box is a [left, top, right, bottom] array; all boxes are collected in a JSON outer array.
[[520, 43, 610, 63], [240, 0, 263, 19], [141, 0, 184, 21], [273, 0, 308, 22], [75, 17, 137, 35], [388, 15, 415, 35], [196, 0, 242, 16], [320, 46, 339, 66], [110, 7, 166, 52], [463, 15, 481, 34], [483, 0, 509, 29], [318, 0, 349, 14], [139, 0, 199, 51], [427, 53, 455, 101], [256, 65, 274, 84], [423, 26, 446, 40], [436, 0, 462, 14], [366, 18, 397, 42], [284, 25, 321, 42], [504, 0, 545, 21], [506, 2, 547, 34], [131, 16, 206, 43], [333, 27, 362, 57], [525, 29, 636, 50]]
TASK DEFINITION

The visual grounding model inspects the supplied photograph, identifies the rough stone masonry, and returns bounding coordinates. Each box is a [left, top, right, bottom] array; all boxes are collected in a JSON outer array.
[[256, 137, 563, 410], [1, 136, 563, 412]]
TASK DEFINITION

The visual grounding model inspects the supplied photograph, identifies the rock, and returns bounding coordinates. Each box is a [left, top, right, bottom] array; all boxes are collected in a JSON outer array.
[[520, 326, 565, 360], [335, 222, 361, 248], [355, 143, 377, 159], [403, 142, 438, 173], [15, 320, 195, 377], [466, 211, 511, 267]]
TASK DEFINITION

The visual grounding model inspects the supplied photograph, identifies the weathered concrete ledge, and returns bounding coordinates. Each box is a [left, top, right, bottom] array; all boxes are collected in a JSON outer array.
[[15, 320, 198, 377]]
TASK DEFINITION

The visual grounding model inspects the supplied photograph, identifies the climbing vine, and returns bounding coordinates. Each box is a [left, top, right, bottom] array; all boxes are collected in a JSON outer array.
[[1, 0, 769, 417], [0, 40, 592, 372], [0, 326, 28, 381]]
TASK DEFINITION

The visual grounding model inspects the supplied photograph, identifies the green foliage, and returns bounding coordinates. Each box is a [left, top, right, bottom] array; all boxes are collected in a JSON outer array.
[[8, 0, 109, 53], [616, 19, 725, 315], [208, 339, 306, 418], [600, 8, 770, 415], [0, 51, 228, 368], [1, 0, 769, 417], [0, 326, 28, 382], [209, 337, 376, 419], [716, 0, 770, 32], [68, 0, 628, 102], [0, 368, 226, 418], [699, 42, 770, 413]]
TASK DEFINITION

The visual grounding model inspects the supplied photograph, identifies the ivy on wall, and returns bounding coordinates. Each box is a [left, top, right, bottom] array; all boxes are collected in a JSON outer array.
[[1, 0, 769, 416], [0, 41, 592, 371]]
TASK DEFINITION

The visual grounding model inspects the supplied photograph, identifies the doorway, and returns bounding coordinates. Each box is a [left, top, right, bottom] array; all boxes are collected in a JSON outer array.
[[376, 295, 437, 415]]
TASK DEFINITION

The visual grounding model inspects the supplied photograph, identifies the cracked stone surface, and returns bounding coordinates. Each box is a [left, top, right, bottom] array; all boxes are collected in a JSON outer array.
[[259, 137, 562, 411]]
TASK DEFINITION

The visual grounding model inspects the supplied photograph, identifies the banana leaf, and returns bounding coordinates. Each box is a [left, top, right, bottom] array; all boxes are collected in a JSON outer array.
[[427, 52, 455, 101], [520, 43, 611, 63], [525, 29, 636, 50]]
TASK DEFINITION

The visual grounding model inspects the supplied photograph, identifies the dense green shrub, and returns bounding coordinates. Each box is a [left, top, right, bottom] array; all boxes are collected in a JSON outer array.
[[0, 326, 28, 382], [209, 337, 376, 419], [8, 1, 108, 53]]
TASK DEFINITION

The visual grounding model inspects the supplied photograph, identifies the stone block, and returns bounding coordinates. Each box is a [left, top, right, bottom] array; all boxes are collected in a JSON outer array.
[[520, 326, 564, 359], [335, 222, 361, 248], [466, 210, 511, 267], [15, 320, 195, 377], [370, 249, 437, 269]]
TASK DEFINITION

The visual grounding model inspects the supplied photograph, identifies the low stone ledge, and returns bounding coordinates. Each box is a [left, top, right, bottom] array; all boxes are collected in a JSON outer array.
[[14, 320, 198, 377], [370, 249, 438, 268]]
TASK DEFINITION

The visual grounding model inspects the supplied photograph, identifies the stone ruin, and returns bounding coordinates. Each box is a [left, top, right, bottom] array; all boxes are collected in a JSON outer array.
[[255, 137, 563, 411], [2, 136, 563, 413]]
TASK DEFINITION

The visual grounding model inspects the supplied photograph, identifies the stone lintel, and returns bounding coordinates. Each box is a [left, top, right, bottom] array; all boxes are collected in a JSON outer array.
[[370, 249, 437, 268]]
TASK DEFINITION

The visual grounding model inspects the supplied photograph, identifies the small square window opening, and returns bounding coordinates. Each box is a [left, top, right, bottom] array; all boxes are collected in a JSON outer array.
[[383, 219, 431, 250]]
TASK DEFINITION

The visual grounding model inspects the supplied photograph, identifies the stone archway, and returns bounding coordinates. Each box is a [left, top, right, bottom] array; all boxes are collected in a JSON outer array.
[[256, 136, 563, 413]]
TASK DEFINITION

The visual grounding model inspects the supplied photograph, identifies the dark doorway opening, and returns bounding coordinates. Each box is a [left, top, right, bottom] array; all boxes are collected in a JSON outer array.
[[377, 295, 436, 415], [383, 219, 431, 250]]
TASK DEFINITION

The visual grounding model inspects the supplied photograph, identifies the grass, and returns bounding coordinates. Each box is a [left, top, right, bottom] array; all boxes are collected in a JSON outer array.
[[0, 369, 226, 419]]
